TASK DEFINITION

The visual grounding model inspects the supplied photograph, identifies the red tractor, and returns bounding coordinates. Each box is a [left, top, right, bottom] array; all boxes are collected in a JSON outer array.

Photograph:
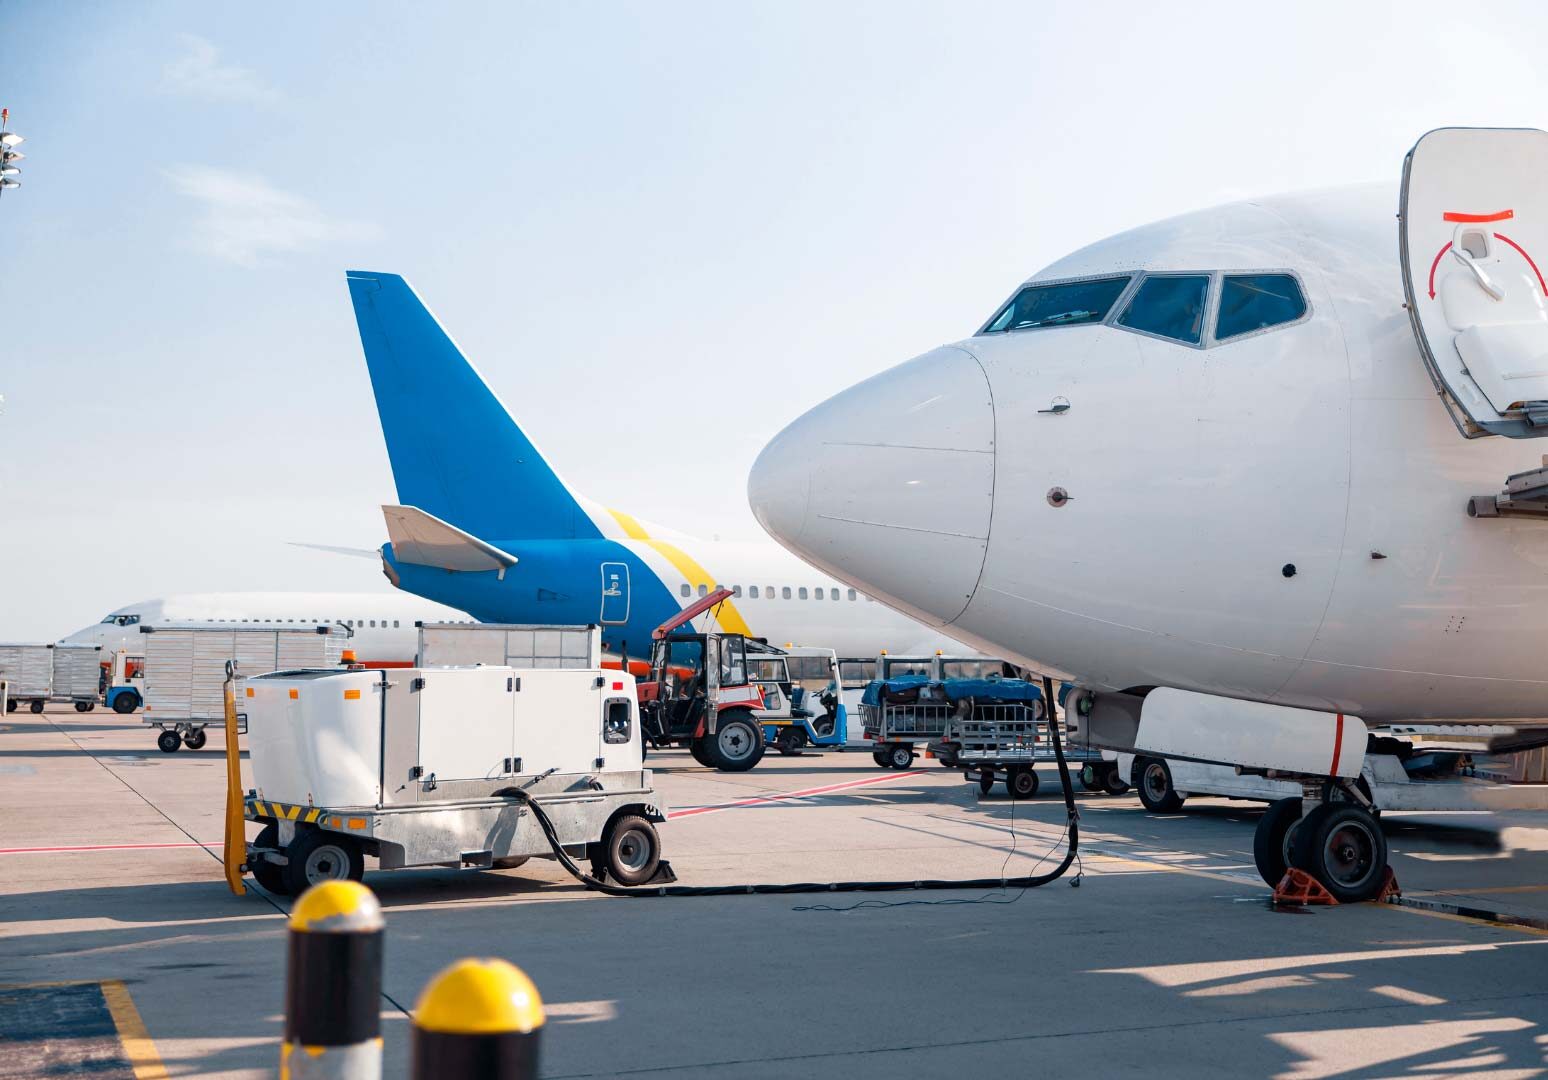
[[636, 590, 767, 771]]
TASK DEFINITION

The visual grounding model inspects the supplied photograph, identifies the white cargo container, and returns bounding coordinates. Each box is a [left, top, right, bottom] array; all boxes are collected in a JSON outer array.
[[0, 643, 54, 713], [243, 664, 669, 896], [416, 622, 600, 669], [140, 624, 348, 753], [51, 643, 104, 711]]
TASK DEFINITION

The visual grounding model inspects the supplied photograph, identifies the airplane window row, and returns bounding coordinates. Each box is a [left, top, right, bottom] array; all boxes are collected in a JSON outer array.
[[979, 271, 1306, 347], [188, 618, 402, 628], [678, 583, 869, 602]]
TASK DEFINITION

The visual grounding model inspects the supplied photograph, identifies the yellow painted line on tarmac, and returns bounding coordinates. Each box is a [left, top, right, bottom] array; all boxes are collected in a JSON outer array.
[[1405, 882, 1548, 897], [100, 979, 169, 1079], [1382, 900, 1548, 938]]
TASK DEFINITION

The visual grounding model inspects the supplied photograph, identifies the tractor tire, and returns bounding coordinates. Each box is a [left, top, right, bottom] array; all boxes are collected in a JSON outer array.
[[689, 739, 715, 767], [709, 711, 765, 772], [112, 694, 138, 714]]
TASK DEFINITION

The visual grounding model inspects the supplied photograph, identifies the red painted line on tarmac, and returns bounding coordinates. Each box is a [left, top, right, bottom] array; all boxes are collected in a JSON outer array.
[[0, 841, 223, 856], [667, 770, 927, 820]]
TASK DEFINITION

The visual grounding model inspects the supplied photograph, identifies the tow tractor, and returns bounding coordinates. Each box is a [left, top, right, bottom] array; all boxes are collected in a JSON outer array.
[[636, 589, 768, 772], [103, 648, 145, 714], [750, 645, 846, 755]]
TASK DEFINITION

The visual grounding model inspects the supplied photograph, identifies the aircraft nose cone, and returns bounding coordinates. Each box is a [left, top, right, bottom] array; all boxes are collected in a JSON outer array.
[[749, 346, 994, 627]]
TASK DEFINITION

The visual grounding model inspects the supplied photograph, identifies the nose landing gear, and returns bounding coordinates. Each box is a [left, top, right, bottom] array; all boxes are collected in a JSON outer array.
[[1253, 783, 1396, 905]]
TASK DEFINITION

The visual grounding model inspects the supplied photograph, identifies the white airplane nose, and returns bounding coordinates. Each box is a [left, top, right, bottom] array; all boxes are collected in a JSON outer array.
[[749, 346, 994, 627]]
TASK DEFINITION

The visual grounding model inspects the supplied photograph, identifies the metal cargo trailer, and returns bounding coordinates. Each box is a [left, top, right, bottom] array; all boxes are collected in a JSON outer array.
[[0, 643, 53, 713], [140, 624, 348, 753], [51, 643, 104, 711], [416, 623, 600, 669]]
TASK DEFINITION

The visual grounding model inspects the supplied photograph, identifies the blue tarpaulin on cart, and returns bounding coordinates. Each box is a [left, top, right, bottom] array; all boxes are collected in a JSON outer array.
[[861, 676, 1043, 707]]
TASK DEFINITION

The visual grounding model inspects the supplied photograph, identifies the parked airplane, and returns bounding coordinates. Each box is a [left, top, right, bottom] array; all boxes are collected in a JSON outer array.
[[345, 270, 962, 665], [749, 127, 1548, 902], [62, 592, 465, 665]]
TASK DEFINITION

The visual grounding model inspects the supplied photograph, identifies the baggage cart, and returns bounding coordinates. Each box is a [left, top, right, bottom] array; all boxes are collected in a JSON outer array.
[[140, 624, 348, 752], [956, 704, 1105, 798], [0, 643, 53, 713], [51, 643, 103, 712], [242, 663, 672, 895], [416, 622, 601, 669]]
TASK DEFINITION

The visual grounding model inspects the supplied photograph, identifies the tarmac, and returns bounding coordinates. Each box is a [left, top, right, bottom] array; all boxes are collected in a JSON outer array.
[[6, 705, 1548, 1078]]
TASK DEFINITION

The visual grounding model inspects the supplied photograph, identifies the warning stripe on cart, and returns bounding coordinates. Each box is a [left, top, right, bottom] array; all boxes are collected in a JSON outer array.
[[667, 770, 927, 820], [249, 799, 321, 823]]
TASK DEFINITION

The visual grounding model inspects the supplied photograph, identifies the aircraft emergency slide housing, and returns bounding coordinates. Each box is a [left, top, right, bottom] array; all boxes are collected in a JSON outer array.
[[1401, 127, 1548, 440]]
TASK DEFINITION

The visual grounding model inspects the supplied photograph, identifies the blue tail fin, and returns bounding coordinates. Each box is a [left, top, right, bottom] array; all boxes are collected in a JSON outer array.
[[347, 271, 601, 542]]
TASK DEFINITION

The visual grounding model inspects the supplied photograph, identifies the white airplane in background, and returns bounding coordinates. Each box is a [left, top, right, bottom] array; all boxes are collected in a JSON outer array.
[[343, 270, 970, 664], [62, 592, 467, 666], [750, 126, 1548, 902]]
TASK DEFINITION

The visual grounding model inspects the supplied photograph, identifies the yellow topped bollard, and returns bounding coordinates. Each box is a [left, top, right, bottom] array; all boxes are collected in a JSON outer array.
[[282, 880, 384, 1080], [412, 958, 545, 1079]]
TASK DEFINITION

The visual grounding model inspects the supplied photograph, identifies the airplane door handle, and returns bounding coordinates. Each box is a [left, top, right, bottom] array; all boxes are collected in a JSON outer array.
[[1039, 396, 1071, 414]]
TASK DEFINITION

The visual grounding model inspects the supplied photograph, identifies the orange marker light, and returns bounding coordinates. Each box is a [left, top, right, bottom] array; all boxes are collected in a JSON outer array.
[[245, 687, 255, 698], [288, 689, 299, 700], [344, 688, 361, 700]]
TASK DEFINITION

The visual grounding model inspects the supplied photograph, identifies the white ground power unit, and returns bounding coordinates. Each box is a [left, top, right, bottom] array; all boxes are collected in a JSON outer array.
[[242, 664, 670, 896]]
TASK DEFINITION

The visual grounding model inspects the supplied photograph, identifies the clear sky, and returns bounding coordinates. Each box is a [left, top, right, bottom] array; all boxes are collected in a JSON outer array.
[[3, 1, 1546, 639]]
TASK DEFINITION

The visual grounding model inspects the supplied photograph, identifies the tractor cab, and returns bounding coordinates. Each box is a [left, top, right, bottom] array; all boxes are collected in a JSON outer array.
[[638, 629, 767, 771]]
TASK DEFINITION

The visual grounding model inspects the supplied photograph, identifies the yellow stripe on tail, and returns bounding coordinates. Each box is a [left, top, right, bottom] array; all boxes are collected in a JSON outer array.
[[607, 509, 753, 637]]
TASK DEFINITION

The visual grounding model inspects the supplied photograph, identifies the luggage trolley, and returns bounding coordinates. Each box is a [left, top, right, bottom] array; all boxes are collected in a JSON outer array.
[[860, 678, 956, 769], [956, 698, 1108, 798]]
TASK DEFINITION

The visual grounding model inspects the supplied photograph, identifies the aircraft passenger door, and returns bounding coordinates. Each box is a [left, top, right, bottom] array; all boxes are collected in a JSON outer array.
[[1401, 127, 1548, 438], [600, 562, 630, 625]]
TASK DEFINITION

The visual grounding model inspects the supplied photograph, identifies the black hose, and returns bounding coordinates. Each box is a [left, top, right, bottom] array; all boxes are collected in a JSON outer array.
[[510, 677, 1080, 898]]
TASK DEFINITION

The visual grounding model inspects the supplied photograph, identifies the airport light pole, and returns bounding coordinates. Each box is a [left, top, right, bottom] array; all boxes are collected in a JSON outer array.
[[0, 109, 24, 200]]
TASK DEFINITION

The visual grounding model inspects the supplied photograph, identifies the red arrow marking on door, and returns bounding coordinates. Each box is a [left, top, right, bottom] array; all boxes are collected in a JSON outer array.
[[1494, 232, 1548, 296], [1427, 242, 1452, 299]]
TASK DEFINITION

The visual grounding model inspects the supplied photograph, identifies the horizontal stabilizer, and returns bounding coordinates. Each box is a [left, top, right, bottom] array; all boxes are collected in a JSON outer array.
[[383, 505, 519, 576]]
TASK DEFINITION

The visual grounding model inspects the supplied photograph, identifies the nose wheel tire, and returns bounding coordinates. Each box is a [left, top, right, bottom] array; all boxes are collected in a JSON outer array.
[[709, 712, 765, 772], [183, 728, 207, 751], [157, 729, 182, 754], [1136, 757, 1186, 813], [1289, 803, 1388, 904], [282, 830, 365, 895], [1006, 768, 1040, 799], [1253, 797, 1304, 887]]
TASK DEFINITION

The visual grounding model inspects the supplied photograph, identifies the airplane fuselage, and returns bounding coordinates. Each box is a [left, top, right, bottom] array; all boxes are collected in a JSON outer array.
[[750, 185, 1548, 722]]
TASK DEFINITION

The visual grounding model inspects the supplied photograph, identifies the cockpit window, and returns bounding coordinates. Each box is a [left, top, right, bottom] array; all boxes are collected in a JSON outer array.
[[1215, 274, 1306, 341], [102, 614, 140, 626], [1116, 274, 1210, 345], [980, 276, 1131, 334]]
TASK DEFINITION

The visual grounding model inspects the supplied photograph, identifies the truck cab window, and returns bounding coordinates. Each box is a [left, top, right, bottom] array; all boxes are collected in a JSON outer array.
[[1117, 274, 1210, 345], [1215, 273, 1306, 340], [980, 276, 1131, 334]]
